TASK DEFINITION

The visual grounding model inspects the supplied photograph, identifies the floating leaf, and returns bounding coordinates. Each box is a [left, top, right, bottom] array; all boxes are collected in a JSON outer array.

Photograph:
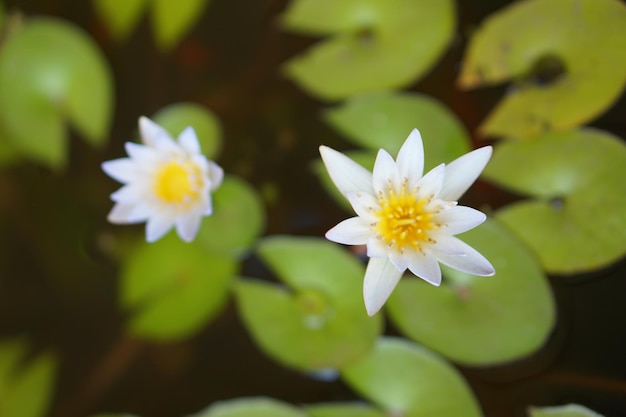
[[0, 18, 113, 168], [151, 0, 210, 50], [92, 0, 148, 40], [341, 337, 482, 417], [483, 128, 626, 273], [282, 0, 455, 100], [529, 404, 604, 417], [235, 236, 382, 372], [122, 233, 237, 340], [459, 0, 626, 139], [387, 219, 555, 366], [305, 403, 386, 417], [190, 397, 306, 417], [196, 176, 265, 258]]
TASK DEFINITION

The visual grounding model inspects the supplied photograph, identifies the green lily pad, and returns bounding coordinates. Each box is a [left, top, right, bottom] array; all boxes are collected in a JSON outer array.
[[190, 397, 305, 417], [92, 0, 148, 40], [458, 0, 626, 139], [387, 219, 555, 366], [122, 233, 237, 340], [282, 0, 455, 100], [195, 175, 265, 258], [151, 102, 222, 159], [529, 404, 604, 417], [235, 236, 382, 372], [0, 17, 113, 169], [0, 339, 57, 417], [483, 128, 626, 273], [305, 403, 386, 417], [341, 337, 482, 417], [324, 91, 471, 165]]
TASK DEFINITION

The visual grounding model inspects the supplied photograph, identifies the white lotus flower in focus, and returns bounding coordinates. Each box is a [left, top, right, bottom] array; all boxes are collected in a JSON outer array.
[[102, 116, 223, 243], [319, 129, 495, 316]]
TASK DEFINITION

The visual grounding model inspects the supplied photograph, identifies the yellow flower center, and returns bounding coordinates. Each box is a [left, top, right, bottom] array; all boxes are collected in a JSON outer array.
[[154, 160, 203, 205], [374, 181, 439, 252]]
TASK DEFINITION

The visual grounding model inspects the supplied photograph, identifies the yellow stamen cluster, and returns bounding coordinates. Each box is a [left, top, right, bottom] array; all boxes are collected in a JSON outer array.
[[374, 180, 440, 252], [154, 159, 203, 205]]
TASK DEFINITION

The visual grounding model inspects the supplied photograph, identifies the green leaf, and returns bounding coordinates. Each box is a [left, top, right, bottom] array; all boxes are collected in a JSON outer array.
[[151, 0, 210, 50], [324, 91, 471, 166], [92, 0, 149, 40], [387, 219, 555, 366], [0, 18, 113, 169], [529, 404, 604, 417], [341, 337, 482, 417], [484, 128, 626, 273], [458, 0, 626, 139], [282, 0, 455, 100], [196, 176, 265, 258], [122, 233, 237, 340], [235, 236, 382, 372], [305, 403, 386, 417], [151, 102, 222, 159], [190, 397, 306, 417]]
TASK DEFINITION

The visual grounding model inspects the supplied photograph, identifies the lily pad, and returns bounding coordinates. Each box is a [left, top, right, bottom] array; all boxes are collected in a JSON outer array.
[[282, 0, 455, 100], [529, 404, 604, 417], [483, 128, 626, 273], [341, 337, 482, 417], [235, 236, 382, 372], [190, 397, 305, 417], [387, 219, 555, 366], [305, 403, 386, 417], [458, 0, 626, 139], [0, 17, 113, 169], [92, 0, 148, 40], [324, 91, 471, 166], [121, 233, 237, 340]]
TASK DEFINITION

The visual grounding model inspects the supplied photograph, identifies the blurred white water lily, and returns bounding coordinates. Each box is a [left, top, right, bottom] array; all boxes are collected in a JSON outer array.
[[320, 129, 495, 316], [102, 116, 223, 243]]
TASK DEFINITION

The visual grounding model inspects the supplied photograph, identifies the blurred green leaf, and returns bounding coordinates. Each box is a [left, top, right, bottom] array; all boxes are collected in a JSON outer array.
[[305, 403, 386, 417], [459, 0, 626, 139], [122, 233, 237, 340], [529, 404, 604, 417], [484, 128, 626, 273], [92, 0, 148, 40], [282, 0, 455, 100], [341, 337, 482, 417], [0, 126, 21, 167], [387, 219, 555, 365], [324, 91, 471, 166], [190, 397, 306, 417], [0, 17, 113, 169], [151, 0, 210, 50], [196, 175, 265, 258], [151, 102, 222, 159], [235, 236, 382, 372]]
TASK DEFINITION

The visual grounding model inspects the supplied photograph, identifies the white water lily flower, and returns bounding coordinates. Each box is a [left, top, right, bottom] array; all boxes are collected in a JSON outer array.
[[102, 116, 223, 243], [320, 129, 495, 316]]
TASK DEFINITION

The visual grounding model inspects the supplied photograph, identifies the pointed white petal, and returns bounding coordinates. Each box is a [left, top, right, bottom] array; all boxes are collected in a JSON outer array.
[[439, 146, 492, 201], [125, 142, 159, 165], [139, 116, 175, 149], [433, 236, 495, 276], [415, 163, 445, 198], [107, 203, 145, 224], [178, 126, 201, 154], [207, 160, 224, 191], [319, 146, 374, 195], [427, 234, 468, 256], [436, 206, 487, 235], [407, 252, 442, 286], [110, 184, 145, 203], [389, 250, 410, 271], [372, 149, 400, 196], [325, 217, 371, 245], [366, 236, 389, 258], [175, 212, 202, 242], [145, 215, 174, 243], [363, 257, 404, 316], [346, 191, 379, 221], [126, 202, 154, 223], [202, 193, 214, 215], [396, 129, 424, 187], [102, 159, 137, 183]]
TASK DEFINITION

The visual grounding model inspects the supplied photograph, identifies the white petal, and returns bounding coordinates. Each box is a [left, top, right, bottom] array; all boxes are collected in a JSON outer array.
[[145, 215, 174, 243], [207, 160, 224, 191], [432, 237, 495, 276], [372, 149, 400, 196], [363, 257, 404, 316], [436, 206, 487, 235], [346, 191, 379, 221], [439, 146, 492, 201], [175, 212, 202, 242], [415, 163, 445, 198], [407, 251, 442, 286], [102, 159, 136, 183], [325, 217, 371, 245], [366, 236, 389, 258], [426, 234, 467, 256], [389, 250, 410, 271], [178, 126, 201, 154], [395, 129, 424, 187], [139, 116, 175, 149], [319, 146, 374, 195], [107, 203, 145, 224], [125, 142, 159, 165], [110, 184, 145, 204], [202, 193, 214, 215], [126, 202, 154, 223]]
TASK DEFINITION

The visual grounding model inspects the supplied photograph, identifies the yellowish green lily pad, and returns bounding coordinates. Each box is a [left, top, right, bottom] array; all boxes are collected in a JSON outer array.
[[459, 0, 626, 139], [483, 128, 626, 273], [92, 0, 147, 40], [282, 0, 455, 100], [529, 404, 604, 417], [0, 17, 113, 169], [387, 219, 555, 366], [190, 397, 306, 417], [235, 236, 382, 372], [305, 403, 386, 417], [341, 337, 482, 417]]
